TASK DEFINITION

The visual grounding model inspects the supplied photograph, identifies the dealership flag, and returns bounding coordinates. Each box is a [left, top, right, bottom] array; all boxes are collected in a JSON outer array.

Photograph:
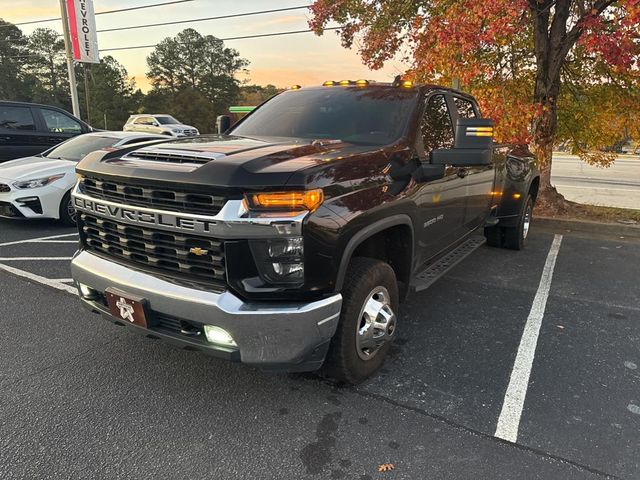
[[66, 0, 99, 64]]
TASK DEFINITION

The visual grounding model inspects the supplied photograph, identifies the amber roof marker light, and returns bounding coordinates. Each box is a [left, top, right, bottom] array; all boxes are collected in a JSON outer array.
[[323, 80, 336, 86]]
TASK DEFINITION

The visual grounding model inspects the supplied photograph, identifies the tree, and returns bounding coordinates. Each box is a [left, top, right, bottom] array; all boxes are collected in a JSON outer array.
[[24, 28, 69, 109], [238, 84, 281, 106], [0, 19, 30, 101], [76, 56, 142, 129], [309, 1, 640, 202], [146, 28, 249, 116]]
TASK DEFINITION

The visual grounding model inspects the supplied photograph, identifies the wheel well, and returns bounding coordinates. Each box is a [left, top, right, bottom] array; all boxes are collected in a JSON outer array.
[[529, 176, 540, 201], [351, 225, 412, 299]]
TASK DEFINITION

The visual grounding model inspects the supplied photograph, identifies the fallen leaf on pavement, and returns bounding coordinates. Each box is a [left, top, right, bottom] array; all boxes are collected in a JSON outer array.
[[378, 463, 395, 472]]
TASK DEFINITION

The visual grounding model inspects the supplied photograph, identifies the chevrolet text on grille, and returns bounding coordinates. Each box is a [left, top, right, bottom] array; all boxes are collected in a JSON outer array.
[[71, 183, 306, 238]]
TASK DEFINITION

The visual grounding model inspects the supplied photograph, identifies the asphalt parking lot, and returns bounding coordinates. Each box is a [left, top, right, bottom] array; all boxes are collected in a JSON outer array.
[[0, 219, 638, 479]]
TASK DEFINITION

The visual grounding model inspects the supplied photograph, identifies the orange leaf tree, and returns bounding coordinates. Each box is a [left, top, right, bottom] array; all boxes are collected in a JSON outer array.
[[309, 0, 640, 199]]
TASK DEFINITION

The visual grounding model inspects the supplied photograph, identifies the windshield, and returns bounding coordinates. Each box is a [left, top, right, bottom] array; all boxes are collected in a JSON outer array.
[[45, 135, 122, 162], [156, 116, 179, 125], [230, 87, 419, 146]]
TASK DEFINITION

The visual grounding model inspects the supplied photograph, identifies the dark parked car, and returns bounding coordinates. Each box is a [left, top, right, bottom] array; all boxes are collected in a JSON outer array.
[[0, 101, 92, 162]]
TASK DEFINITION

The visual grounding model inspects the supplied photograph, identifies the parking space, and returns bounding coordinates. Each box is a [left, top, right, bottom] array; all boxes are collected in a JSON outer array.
[[0, 218, 638, 479], [0, 220, 78, 293]]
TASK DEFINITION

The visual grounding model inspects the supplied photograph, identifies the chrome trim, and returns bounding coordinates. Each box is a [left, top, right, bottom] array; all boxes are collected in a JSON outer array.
[[72, 182, 307, 239], [71, 251, 342, 365]]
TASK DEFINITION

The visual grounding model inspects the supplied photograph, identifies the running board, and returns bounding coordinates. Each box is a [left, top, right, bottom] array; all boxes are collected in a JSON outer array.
[[412, 236, 486, 292]]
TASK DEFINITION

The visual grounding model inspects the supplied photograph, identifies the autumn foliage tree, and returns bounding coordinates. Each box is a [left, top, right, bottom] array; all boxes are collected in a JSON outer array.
[[309, 0, 640, 202]]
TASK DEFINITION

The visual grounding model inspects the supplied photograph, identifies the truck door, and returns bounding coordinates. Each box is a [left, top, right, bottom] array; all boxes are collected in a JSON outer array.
[[449, 96, 494, 231], [415, 93, 468, 265]]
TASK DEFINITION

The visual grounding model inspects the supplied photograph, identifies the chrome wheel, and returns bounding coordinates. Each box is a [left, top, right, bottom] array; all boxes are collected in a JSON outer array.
[[522, 202, 532, 239], [355, 286, 396, 361]]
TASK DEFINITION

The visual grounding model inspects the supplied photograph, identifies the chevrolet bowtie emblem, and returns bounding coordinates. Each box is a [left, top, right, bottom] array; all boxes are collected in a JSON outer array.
[[189, 247, 209, 256]]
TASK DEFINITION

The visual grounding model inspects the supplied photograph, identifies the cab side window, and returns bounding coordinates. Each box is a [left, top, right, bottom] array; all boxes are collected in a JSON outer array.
[[421, 94, 455, 153], [0, 106, 36, 131], [454, 97, 478, 119], [41, 109, 82, 133]]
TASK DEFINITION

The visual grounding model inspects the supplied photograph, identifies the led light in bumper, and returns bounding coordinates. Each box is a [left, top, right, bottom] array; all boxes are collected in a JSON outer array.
[[204, 325, 237, 347]]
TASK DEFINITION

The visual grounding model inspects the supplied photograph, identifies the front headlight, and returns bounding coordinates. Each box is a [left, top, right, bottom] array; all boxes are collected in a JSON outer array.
[[249, 237, 305, 285], [171, 128, 182, 133], [243, 189, 324, 214], [13, 174, 65, 189]]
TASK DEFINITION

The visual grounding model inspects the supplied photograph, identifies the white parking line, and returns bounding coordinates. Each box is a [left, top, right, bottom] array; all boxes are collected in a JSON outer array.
[[0, 263, 77, 295], [35, 240, 79, 244], [0, 232, 78, 247], [0, 257, 73, 261], [495, 234, 563, 443]]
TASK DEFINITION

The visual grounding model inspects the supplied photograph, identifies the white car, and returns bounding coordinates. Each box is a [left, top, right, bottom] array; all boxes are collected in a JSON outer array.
[[123, 114, 199, 137], [0, 132, 167, 226]]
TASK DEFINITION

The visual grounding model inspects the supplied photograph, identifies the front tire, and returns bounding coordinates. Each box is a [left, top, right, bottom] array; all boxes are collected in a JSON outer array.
[[503, 194, 534, 250], [59, 191, 77, 226], [322, 257, 399, 385]]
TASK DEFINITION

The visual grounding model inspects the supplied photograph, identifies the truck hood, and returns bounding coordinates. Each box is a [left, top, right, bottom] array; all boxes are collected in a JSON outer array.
[[76, 135, 389, 190], [0, 156, 76, 181]]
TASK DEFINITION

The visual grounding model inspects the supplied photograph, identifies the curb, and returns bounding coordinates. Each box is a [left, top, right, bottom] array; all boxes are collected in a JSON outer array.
[[534, 216, 640, 238]]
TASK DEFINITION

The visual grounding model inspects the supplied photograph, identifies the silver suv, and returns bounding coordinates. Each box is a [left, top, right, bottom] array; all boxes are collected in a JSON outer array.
[[123, 114, 199, 137]]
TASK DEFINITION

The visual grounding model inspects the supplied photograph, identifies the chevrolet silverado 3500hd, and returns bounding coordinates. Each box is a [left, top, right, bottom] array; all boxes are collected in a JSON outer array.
[[71, 80, 539, 384]]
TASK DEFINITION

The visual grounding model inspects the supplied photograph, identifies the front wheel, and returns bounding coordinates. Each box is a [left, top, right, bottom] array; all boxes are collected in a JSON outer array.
[[322, 257, 399, 385], [503, 194, 534, 250], [59, 191, 77, 226]]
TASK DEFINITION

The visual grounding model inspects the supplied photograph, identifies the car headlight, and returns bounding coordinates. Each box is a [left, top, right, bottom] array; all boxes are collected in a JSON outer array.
[[13, 174, 65, 189], [249, 237, 305, 285], [171, 128, 182, 133], [243, 189, 324, 214]]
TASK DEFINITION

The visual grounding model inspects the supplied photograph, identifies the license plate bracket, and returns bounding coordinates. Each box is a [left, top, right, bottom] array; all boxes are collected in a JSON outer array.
[[105, 288, 148, 328]]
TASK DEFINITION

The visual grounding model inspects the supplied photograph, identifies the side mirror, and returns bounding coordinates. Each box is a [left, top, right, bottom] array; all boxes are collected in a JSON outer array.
[[432, 118, 494, 166], [216, 115, 231, 134]]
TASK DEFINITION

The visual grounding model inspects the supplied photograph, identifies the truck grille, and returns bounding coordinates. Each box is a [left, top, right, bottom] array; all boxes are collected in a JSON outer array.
[[80, 213, 225, 286], [79, 177, 226, 216], [0, 184, 10, 193], [183, 129, 198, 136]]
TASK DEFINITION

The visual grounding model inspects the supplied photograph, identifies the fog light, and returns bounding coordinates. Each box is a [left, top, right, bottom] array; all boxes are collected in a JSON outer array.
[[204, 325, 237, 347], [78, 283, 96, 299]]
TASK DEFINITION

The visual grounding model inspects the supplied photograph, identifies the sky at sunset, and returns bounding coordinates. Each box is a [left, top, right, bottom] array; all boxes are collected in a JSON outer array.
[[2, 0, 408, 91]]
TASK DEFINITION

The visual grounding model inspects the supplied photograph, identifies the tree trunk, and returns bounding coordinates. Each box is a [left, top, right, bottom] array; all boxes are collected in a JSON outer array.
[[531, 75, 565, 205]]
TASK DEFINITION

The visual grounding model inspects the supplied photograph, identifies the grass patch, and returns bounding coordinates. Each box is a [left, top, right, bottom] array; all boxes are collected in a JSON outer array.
[[535, 193, 640, 224]]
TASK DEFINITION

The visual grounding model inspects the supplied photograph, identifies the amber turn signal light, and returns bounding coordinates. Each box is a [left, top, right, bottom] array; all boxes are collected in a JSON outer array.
[[245, 189, 324, 212]]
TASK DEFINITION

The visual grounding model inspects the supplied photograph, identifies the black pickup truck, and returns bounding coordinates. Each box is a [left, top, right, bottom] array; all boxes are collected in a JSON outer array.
[[71, 80, 539, 384]]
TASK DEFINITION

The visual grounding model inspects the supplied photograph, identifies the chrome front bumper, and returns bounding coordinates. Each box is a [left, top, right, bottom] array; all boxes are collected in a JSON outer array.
[[71, 251, 342, 371]]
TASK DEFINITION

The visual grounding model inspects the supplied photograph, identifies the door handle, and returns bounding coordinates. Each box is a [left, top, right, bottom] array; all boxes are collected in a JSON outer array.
[[457, 168, 469, 179]]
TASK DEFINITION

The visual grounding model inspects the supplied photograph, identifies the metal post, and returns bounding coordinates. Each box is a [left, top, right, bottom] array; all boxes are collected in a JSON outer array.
[[83, 64, 91, 123], [59, 0, 80, 117]]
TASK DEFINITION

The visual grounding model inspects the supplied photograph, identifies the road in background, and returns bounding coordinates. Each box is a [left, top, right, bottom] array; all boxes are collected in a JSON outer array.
[[552, 154, 640, 210]]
